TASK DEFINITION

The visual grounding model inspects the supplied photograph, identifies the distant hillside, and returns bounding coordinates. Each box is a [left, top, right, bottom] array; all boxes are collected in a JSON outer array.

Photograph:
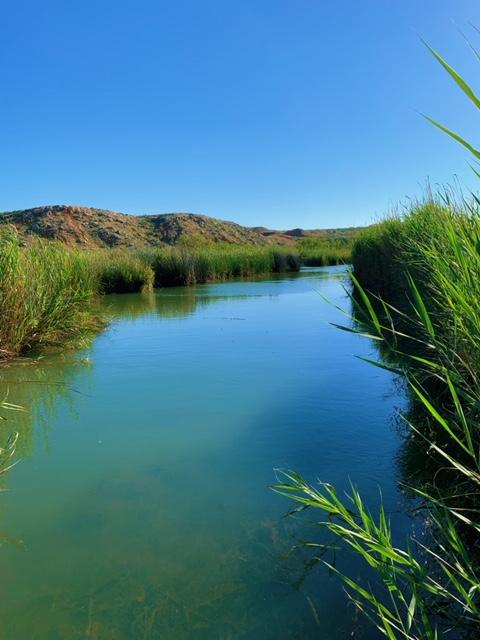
[[0, 205, 362, 248], [252, 225, 360, 243]]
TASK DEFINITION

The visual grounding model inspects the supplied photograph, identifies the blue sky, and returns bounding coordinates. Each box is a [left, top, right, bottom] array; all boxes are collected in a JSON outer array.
[[1, 0, 479, 228]]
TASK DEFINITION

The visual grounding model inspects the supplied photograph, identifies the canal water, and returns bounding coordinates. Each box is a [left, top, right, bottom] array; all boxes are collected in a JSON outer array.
[[0, 267, 410, 639]]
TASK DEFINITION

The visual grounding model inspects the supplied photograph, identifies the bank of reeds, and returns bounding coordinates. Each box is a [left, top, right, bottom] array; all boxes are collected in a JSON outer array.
[[0, 227, 350, 361], [276, 200, 480, 638], [140, 245, 302, 287], [0, 228, 101, 360], [87, 249, 154, 294], [275, 42, 480, 639], [298, 237, 352, 266]]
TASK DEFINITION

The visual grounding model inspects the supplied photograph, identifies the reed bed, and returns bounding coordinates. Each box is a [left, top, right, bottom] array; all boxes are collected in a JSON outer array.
[[142, 240, 351, 288], [87, 249, 154, 294], [276, 198, 480, 640], [297, 237, 352, 266], [0, 227, 350, 362], [140, 245, 302, 287], [0, 231, 156, 360], [0, 228, 101, 360], [0, 234, 333, 361], [276, 42, 480, 639]]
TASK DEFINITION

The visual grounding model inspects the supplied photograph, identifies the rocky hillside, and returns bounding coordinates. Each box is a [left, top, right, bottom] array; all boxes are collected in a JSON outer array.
[[0, 205, 359, 248]]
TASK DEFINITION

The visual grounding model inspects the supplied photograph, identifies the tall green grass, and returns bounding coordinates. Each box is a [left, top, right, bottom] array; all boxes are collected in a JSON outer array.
[[140, 245, 301, 287], [0, 227, 101, 360], [298, 237, 352, 266], [275, 202, 480, 638], [0, 229, 157, 360], [86, 249, 154, 294], [0, 228, 348, 361], [352, 196, 480, 376], [276, 40, 480, 638]]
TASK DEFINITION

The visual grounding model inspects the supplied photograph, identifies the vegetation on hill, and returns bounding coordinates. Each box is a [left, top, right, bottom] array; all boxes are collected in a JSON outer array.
[[0, 205, 156, 248], [0, 204, 361, 250]]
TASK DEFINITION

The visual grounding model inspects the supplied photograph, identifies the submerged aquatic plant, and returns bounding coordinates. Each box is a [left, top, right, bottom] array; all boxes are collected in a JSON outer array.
[[0, 395, 22, 477]]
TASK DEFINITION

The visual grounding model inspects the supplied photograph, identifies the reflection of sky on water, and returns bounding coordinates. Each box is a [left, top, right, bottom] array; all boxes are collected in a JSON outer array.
[[0, 266, 408, 640]]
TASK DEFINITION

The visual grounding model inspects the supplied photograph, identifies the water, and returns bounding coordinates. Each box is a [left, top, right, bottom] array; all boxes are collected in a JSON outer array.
[[0, 267, 410, 639]]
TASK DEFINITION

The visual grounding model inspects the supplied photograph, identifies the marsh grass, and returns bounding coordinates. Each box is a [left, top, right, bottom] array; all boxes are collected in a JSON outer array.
[[87, 249, 154, 294], [0, 226, 350, 362], [274, 226, 480, 637], [275, 40, 480, 638], [298, 237, 352, 266], [140, 245, 302, 287], [0, 228, 101, 360]]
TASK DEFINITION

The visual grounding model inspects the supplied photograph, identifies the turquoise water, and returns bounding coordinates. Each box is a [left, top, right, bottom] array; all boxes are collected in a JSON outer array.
[[0, 267, 409, 639]]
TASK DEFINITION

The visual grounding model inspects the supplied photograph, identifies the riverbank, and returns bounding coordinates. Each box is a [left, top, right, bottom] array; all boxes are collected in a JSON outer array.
[[278, 198, 480, 638], [0, 228, 351, 361]]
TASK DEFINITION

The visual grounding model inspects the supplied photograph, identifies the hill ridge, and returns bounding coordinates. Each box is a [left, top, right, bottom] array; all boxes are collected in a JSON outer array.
[[0, 204, 359, 248]]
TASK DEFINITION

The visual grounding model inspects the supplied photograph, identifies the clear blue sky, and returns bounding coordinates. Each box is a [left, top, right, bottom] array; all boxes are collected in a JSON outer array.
[[1, 0, 479, 228]]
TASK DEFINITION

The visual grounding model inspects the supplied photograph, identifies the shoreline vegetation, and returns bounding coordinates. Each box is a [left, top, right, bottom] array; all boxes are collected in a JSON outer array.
[[277, 196, 480, 638], [276, 43, 480, 639], [0, 226, 352, 362]]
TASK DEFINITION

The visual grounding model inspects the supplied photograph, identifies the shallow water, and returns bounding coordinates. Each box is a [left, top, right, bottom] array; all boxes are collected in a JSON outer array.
[[0, 267, 409, 639]]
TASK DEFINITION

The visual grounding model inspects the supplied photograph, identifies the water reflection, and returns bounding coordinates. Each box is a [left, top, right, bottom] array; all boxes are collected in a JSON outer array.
[[104, 289, 223, 320], [0, 283, 267, 464], [103, 266, 349, 322], [0, 267, 406, 640], [0, 356, 94, 463]]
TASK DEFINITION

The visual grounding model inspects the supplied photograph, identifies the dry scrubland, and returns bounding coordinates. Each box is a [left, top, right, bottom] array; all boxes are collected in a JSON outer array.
[[0, 204, 361, 249]]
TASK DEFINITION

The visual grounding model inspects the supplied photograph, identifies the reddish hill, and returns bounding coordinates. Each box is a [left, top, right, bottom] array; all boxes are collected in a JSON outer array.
[[0, 205, 360, 248]]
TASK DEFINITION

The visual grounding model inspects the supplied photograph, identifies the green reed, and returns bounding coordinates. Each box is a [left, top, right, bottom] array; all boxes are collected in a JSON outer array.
[[275, 40, 480, 638], [139, 244, 301, 287], [275, 205, 480, 638], [298, 237, 352, 266], [0, 227, 101, 360], [86, 249, 154, 294], [0, 225, 350, 361]]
